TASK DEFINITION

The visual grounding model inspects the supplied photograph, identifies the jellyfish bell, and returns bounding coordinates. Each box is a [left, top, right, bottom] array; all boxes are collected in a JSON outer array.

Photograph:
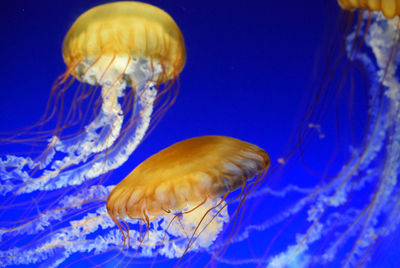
[[337, 0, 399, 19], [107, 136, 270, 260], [63, 1, 186, 87], [107, 136, 270, 219]]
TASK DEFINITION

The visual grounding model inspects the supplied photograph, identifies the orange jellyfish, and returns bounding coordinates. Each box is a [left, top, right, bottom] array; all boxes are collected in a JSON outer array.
[[0, 1, 185, 195], [237, 2, 400, 267], [0, 136, 269, 266], [337, 0, 400, 18], [0, 2, 187, 266], [106, 136, 270, 263]]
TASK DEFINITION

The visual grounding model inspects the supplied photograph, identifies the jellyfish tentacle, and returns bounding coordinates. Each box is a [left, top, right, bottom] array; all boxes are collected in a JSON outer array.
[[0, 197, 229, 266], [0, 58, 161, 196], [53, 80, 126, 157], [30, 79, 158, 193], [246, 13, 400, 268]]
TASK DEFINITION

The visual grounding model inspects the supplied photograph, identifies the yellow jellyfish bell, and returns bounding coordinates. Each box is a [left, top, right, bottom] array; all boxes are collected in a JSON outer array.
[[337, 0, 399, 19], [62, 1, 186, 85], [107, 136, 270, 221]]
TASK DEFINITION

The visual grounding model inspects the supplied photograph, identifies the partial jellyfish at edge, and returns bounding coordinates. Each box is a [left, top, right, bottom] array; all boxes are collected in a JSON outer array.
[[208, 2, 400, 267]]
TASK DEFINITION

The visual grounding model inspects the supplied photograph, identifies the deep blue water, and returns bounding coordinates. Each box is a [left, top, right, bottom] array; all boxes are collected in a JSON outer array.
[[1, 1, 399, 267]]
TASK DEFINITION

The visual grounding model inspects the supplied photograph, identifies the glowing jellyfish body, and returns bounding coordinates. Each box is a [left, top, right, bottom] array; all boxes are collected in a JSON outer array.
[[0, 136, 269, 266], [0, 1, 185, 194], [108, 135, 269, 220], [107, 136, 270, 259], [338, 0, 400, 18], [0, 1, 186, 267]]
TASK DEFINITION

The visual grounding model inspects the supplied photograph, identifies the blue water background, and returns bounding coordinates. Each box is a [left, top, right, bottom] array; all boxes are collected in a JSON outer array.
[[1, 0, 398, 267]]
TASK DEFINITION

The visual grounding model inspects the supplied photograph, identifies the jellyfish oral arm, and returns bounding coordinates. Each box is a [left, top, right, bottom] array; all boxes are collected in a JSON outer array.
[[0, 58, 160, 195], [0, 184, 229, 267], [252, 14, 400, 267], [54, 81, 125, 157]]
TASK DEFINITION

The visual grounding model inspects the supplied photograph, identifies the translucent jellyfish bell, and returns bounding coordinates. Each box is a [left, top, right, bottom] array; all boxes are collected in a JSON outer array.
[[63, 1, 185, 85], [107, 136, 270, 220], [337, 0, 399, 18], [107, 136, 270, 261]]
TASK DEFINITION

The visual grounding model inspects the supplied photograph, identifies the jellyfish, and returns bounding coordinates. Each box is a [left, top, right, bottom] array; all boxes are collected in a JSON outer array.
[[205, 2, 400, 267], [338, 0, 400, 18], [0, 136, 270, 266], [0, 1, 187, 266], [0, 1, 185, 195]]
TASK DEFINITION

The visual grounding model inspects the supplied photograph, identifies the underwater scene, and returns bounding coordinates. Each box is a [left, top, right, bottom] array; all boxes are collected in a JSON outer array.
[[1, 0, 400, 267]]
